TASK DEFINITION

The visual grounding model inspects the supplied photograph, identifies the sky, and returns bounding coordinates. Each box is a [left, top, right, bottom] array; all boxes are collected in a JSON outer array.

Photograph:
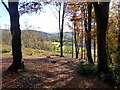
[[0, 0, 70, 33]]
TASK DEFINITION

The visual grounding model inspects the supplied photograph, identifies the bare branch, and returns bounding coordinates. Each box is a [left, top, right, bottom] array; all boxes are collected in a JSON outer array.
[[1, 0, 10, 14]]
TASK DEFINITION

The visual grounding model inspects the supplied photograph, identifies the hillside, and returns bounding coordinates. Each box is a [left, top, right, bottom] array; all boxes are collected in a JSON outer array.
[[2, 29, 72, 41], [2, 29, 73, 56]]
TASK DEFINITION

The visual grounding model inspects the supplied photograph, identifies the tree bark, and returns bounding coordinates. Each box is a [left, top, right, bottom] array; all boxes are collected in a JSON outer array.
[[72, 30, 74, 58], [83, 4, 94, 64], [81, 21, 84, 59], [94, 35, 96, 62], [93, 21, 96, 62], [86, 3, 94, 64], [116, 1, 120, 64], [60, 3, 67, 57], [93, 2, 110, 73], [74, 30, 79, 59], [7, 1, 23, 71]]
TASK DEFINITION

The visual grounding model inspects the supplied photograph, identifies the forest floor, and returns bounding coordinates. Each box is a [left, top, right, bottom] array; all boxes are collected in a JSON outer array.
[[1, 55, 117, 89]]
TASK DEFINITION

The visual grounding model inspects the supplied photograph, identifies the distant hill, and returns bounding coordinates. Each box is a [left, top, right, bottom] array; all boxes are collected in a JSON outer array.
[[2, 29, 72, 40], [2, 29, 73, 50]]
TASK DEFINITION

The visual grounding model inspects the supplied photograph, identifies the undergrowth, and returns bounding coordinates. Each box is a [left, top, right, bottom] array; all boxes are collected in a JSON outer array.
[[75, 61, 98, 76]]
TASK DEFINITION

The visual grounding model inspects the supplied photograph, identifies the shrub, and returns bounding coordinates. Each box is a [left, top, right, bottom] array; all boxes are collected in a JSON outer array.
[[112, 64, 120, 84], [2, 50, 10, 53], [75, 62, 98, 76], [99, 69, 115, 84], [101, 65, 120, 85]]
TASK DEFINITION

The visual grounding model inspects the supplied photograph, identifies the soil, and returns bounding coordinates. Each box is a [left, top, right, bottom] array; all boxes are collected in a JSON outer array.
[[1, 55, 117, 89]]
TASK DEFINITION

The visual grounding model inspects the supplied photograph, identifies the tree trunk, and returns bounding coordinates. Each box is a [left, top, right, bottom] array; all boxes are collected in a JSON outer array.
[[73, 22, 79, 59], [8, 1, 23, 71], [84, 37, 86, 59], [87, 3, 94, 64], [84, 3, 94, 64], [117, 27, 120, 64], [93, 2, 110, 73], [94, 35, 96, 62], [72, 30, 74, 58], [116, 1, 120, 64], [93, 21, 96, 62], [74, 31, 79, 58], [81, 22, 84, 59], [60, 3, 67, 57]]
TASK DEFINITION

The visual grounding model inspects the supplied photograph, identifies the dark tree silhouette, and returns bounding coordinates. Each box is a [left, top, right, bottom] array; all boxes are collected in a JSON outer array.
[[86, 3, 94, 64], [60, 2, 67, 57], [93, 2, 110, 74], [2, 0, 24, 71], [74, 22, 79, 59]]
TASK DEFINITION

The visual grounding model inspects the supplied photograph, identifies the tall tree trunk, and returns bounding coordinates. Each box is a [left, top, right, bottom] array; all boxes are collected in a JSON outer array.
[[93, 21, 96, 62], [93, 2, 110, 73], [86, 3, 94, 64], [74, 23, 79, 59], [117, 26, 120, 64], [8, 1, 23, 71], [84, 3, 94, 64], [84, 37, 86, 59], [60, 3, 67, 57], [59, 3, 61, 32], [94, 35, 96, 62], [72, 30, 74, 58], [81, 21, 84, 59], [116, 1, 120, 64]]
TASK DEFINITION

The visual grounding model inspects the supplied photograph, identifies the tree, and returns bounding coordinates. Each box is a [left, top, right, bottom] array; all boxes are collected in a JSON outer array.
[[93, 2, 110, 74], [83, 3, 94, 64], [67, 2, 81, 59], [46, 2, 67, 57], [107, 1, 120, 64], [60, 2, 67, 57], [73, 19, 79, 59], [86, 3, 94, 64], [1, 0, 24, 71], [117, 1, 120, 64]]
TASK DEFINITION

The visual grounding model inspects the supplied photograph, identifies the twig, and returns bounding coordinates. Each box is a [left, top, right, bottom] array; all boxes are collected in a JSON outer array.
[[1, 0, 10, 14]]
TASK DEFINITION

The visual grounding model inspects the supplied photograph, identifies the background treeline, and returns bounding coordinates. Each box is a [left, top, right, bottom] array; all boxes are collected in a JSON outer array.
[[2, 29, 73, 54], [2, 29, 53, 51]]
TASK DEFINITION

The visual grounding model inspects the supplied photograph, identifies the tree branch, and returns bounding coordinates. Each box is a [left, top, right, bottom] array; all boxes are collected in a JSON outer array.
[[1, 0, 10, 14]]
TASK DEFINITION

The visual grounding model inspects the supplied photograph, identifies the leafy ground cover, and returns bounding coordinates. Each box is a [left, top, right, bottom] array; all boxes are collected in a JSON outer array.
[[1, 55, 118, 89]]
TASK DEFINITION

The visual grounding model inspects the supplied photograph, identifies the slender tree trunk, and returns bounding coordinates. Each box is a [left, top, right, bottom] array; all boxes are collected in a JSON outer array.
[[8, 1, 23, 71], [81, 22, 84, 59], [84, 37, 86, 59], [74, 31, 77, 58], [94, 2, 110, 73], [94, 35, 96, 62], [117, 27, 120, 64], [60, 3, 67, 57], [86, 3, 94, 64], [84, 4, 94, 64], [74, 23, 79, 59], [72, 30, 74, 58], [59, 3, 61, 32], [116, 1, 120, 64], [93, 21, 96, 62]]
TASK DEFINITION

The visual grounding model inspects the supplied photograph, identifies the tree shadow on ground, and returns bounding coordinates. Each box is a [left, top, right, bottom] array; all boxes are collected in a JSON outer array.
[[2, 56, 115, 88]]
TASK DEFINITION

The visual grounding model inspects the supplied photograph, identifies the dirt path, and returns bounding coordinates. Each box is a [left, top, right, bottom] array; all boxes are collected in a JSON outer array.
[[1, 56, 115, 89]]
